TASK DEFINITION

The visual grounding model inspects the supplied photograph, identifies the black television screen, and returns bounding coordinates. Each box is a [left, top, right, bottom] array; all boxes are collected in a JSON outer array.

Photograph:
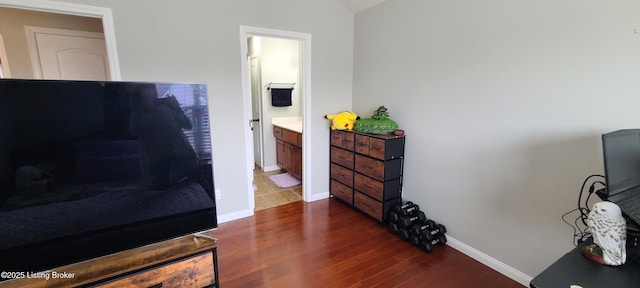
[[0, 79, 217, 275]]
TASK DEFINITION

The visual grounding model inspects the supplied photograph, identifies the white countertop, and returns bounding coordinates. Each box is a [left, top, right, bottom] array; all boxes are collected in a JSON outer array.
[[272, 116, 302, 133]]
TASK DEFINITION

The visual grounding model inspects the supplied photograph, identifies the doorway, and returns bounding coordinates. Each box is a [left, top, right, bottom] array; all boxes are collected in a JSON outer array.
[[248, 35, 302, 210], [240, 26, 312, 212]]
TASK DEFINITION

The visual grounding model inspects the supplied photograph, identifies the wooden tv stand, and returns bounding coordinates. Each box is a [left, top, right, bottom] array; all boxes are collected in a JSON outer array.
[[0, 230, 218, 288]]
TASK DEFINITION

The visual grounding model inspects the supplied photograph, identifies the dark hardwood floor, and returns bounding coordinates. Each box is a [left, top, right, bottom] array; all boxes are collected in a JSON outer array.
[[215, 198, 524, 288]]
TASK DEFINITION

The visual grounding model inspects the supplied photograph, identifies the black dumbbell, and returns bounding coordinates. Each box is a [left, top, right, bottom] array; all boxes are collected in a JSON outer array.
[[416, 223, 447, 241], [387, 208, 401, 234], [398, 211, 427, 228], [419, 234, 447, 253], [388, 210, 400, 223], [398, 228, 411, 241], [399, 203, 421, 216], [393, 201, 415, 213], [411, 220, 437, 235], [388, 221, 399, 235], [394, 201, 420, 216], [409, 234, 422, 246], [421, 224, 447, 241]]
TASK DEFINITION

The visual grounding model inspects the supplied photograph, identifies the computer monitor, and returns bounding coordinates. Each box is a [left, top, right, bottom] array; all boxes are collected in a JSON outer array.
[[602, 129, 640, 198]]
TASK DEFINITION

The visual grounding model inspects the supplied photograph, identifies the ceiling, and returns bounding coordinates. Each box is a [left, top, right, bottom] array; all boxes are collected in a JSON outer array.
[[340, 0, 388, 13]]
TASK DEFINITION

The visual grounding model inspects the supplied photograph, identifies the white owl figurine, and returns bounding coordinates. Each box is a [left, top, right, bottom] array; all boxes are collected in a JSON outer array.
[[586, 201, 627, 266]]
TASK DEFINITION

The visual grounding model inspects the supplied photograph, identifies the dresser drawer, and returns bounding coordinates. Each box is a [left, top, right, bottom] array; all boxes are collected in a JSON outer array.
[[354, 173, 401, 202], [97, 252, 215, 288], [355, 134, 404, 160], [354, 192, 401, 222], [330, 130, 354, 151], [331, 179, 353, 205], [330, 163, 353, 187], [354, 192, 382, 221], [355, 134, 385, 159], [331, 146, 354, 169], [355, 155, 402, 181]]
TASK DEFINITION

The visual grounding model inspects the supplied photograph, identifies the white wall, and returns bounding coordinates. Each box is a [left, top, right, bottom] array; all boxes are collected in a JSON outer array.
[[44, 0, 640, 282], [260, 36, 301, 170], [353, 0, 640, 278], [53, 0, 354, 219]]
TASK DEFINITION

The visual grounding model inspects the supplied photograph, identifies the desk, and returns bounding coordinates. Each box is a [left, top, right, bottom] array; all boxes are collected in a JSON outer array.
[[530, 241, 640, 288]]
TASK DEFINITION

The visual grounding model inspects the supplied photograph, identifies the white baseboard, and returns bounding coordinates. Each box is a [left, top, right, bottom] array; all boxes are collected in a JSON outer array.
[[218, 192, 329, 223], [217, 209, 253, 224], [446, 236, 532, 287], [262, 165, 280, 172], [305, 191, 330, 202]]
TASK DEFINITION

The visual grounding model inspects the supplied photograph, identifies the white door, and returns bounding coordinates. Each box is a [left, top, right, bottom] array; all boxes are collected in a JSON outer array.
[[26, 27, 110, 80], [249, 55, 264, 168]]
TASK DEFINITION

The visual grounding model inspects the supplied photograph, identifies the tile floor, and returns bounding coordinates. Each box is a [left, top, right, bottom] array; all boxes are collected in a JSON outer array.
[[253, 166, 302, 211]]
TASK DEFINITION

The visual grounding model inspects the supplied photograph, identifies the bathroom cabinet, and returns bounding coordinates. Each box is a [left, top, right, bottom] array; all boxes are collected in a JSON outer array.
[[274, 126, 302, 180]]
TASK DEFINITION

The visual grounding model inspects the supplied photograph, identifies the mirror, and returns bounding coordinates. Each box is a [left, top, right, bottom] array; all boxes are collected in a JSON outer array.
[[0, 1, 120, 80]]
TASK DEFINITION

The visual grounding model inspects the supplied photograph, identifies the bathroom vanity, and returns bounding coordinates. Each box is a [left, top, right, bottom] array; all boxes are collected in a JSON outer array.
[[272, 117, 302, 180]]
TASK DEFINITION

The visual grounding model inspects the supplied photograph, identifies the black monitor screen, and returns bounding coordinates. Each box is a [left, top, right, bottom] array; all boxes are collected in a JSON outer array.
[[602, 129, 640, 197]]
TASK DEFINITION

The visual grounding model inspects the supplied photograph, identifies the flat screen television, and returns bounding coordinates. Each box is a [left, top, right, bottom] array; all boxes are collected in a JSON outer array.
[[0, 79, 217, 276]]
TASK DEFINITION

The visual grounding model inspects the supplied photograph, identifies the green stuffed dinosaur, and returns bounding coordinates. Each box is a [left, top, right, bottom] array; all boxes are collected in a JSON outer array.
[[353, 106, 399, 134]]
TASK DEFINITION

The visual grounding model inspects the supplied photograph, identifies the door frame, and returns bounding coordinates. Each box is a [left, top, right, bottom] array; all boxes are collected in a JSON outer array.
[[0, 0, 121, 80], [0, 34, 10, 77], [239, 25, 312, 211]]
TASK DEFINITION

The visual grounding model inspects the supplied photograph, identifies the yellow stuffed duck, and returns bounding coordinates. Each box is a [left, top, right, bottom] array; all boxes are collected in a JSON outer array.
[[324, 111, 360, 130]]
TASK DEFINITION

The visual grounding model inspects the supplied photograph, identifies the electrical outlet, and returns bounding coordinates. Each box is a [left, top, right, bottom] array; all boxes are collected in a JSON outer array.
[[215, 189, 221, 200]]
